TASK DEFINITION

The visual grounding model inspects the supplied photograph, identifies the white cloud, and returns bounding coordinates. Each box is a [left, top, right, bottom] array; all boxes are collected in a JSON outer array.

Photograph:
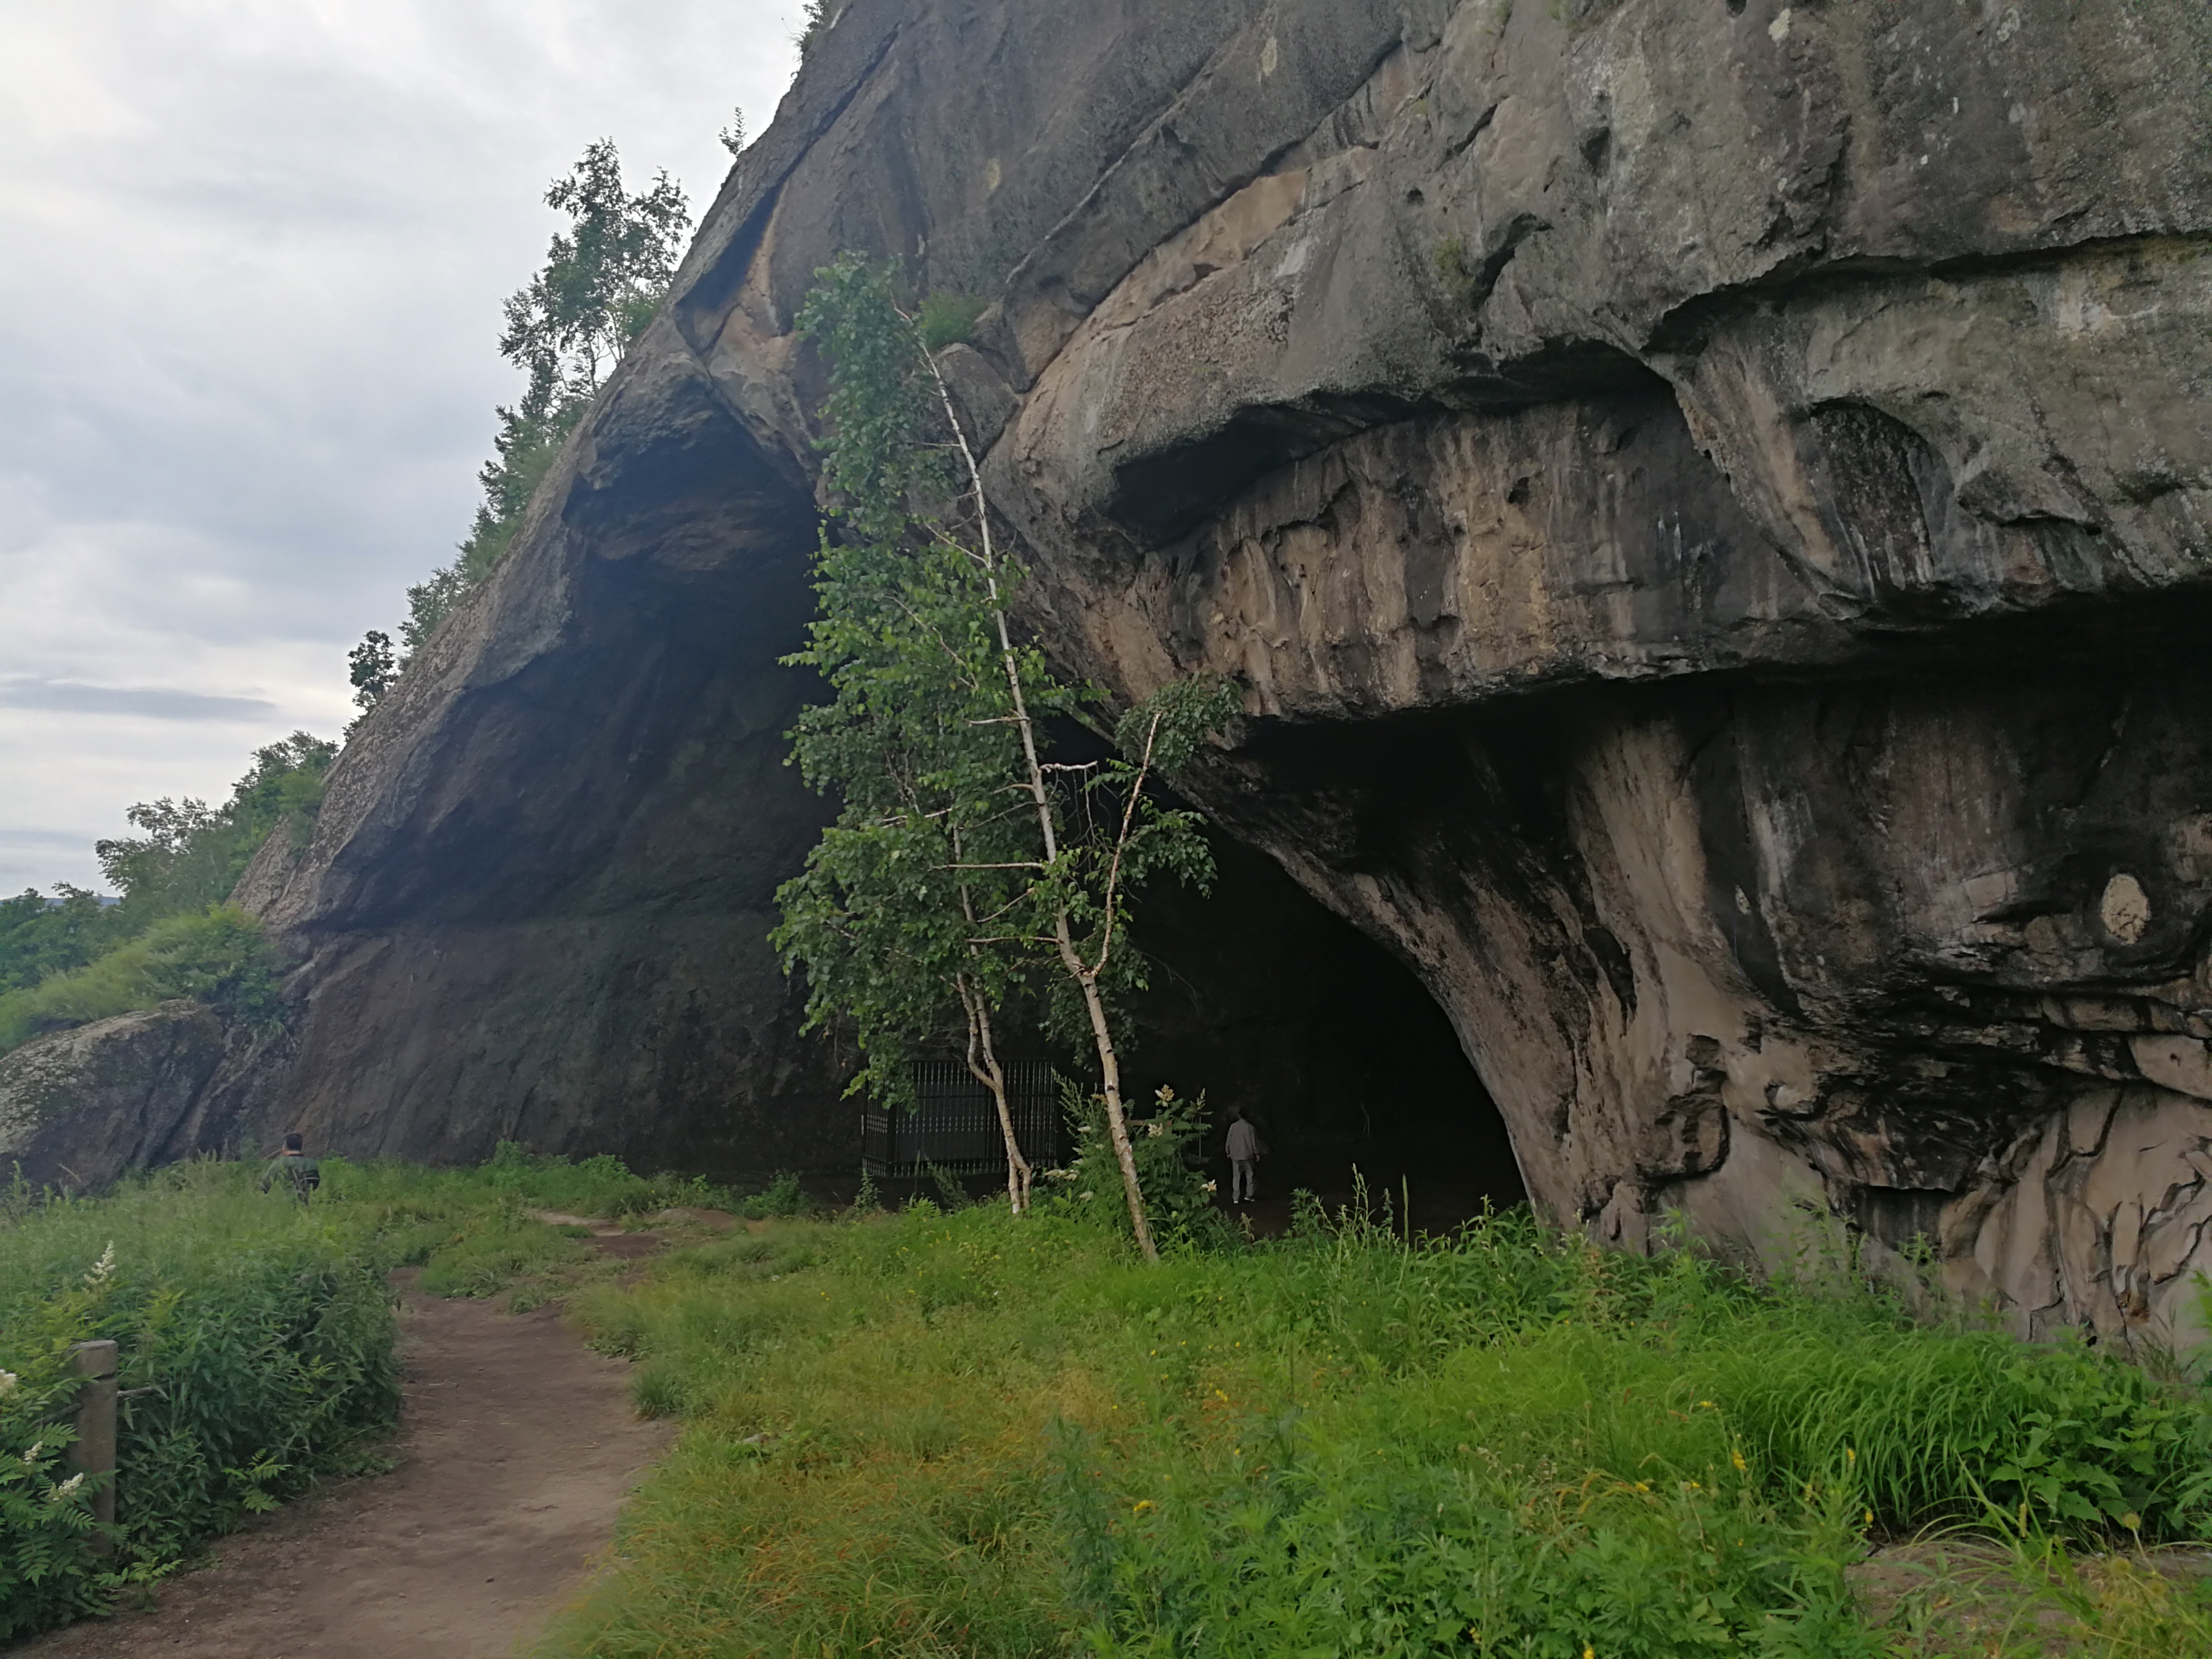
[[0, 0, 804, 891]]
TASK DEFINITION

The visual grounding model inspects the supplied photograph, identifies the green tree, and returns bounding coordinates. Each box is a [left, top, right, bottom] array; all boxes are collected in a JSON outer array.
[[365, 140, 692, 671], [347, 629, 397, 714], [776, 260, 1051, 1211], [776, 256, 1238, 1252], [95, 732, 336, 923], [0, 887, 129, 998]]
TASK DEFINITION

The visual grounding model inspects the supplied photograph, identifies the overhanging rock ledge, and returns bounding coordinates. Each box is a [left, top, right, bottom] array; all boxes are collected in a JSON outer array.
[[214, 0, 2209, 1347]]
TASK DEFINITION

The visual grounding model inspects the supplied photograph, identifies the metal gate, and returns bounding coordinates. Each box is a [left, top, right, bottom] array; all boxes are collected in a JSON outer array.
[[861, 1058, 1061, 1177]]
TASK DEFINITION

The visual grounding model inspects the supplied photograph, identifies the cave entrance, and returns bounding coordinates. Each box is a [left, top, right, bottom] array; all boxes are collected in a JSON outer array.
[[1112, 831, 1526, 1235]]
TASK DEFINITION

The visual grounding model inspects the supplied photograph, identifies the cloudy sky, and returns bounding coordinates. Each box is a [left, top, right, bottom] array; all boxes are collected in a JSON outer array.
[[0, 0, 805, 893]]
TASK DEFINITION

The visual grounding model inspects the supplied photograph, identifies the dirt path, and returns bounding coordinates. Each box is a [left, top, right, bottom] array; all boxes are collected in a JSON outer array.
[[22, 1276, 671, 1658]]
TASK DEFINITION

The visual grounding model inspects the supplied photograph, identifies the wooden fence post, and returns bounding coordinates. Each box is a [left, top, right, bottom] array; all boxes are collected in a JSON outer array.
[[67, 1340, 118, 1547]]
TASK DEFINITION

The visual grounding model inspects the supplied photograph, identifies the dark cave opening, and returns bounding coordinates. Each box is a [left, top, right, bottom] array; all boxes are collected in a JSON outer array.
[[1113, 830, 1527, 1232]]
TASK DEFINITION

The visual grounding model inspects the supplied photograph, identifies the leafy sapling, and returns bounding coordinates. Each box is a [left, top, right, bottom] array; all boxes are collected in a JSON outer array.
[[776, 255, 1240, 1251], [777, 255, 1052, 1212]]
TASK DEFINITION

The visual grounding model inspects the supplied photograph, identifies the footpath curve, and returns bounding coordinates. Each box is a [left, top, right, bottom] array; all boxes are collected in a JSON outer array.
[[20, 1272, 669, 1658]]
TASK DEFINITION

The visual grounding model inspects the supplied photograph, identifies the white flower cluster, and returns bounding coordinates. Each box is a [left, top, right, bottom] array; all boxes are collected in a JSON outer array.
[[0, 1369, 17, 1397], [84, 1241, 116, 1286], [48, 1472, 84, 1502]]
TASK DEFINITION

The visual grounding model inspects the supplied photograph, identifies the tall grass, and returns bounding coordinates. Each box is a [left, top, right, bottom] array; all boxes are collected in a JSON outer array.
[[0, 1162, 399, 1636], [541, 1197, 2212, 1657]]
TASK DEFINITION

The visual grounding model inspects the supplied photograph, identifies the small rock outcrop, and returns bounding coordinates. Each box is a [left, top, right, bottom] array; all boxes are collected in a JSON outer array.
[[194, 0, 2211, 1346], [0, 1003, 228, 1192]]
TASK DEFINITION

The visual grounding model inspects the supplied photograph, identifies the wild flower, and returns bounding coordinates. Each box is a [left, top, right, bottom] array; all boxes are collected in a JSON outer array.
[[22, 1440, 43, 1466], [84, 1241, 115, 1286], [0, 1369, 17, 1396], [48, 1472, 83, 1502]]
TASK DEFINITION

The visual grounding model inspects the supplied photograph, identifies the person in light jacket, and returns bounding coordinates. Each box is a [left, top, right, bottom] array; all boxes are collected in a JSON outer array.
[[1225, 1109, 1260, 1204]]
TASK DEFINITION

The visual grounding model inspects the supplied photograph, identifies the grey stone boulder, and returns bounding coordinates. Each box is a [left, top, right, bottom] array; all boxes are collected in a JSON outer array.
[[0, 1002, 227, 1193]]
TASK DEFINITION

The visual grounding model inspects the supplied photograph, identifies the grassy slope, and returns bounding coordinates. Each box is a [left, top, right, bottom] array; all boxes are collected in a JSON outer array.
[[543, 1201, 2212, 1659]]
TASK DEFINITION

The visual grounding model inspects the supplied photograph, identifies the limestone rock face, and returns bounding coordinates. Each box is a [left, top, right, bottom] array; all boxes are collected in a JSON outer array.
[[216, 0, 2210, 1342], [0, 1003, 227, 1192]]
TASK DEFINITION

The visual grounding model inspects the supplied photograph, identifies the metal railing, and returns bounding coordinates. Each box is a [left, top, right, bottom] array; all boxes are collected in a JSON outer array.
[[861, 1059, 1061, 1177]]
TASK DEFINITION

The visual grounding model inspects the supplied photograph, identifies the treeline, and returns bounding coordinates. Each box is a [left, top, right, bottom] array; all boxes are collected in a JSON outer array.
[[0, 735, 334, 1053]]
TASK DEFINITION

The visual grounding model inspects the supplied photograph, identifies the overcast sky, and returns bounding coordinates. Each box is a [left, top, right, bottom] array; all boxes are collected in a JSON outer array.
[[0, 0, 805, 893]]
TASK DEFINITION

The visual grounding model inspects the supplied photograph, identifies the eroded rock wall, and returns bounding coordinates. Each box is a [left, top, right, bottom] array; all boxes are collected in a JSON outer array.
[[224, 341, 853, 1172], [224, 0, 2210, 1342]]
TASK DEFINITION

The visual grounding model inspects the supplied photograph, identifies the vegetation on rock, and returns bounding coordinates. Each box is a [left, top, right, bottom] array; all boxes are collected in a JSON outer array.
[[0, 908, 284, 1052], [349, 139, 691, 710], [795, 0, 850, 55]]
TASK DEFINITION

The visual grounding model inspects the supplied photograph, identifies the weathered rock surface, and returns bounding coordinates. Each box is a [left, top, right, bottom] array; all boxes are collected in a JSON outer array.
[[210, 0, 2210, 1343], [0, 1003, 228, 1192]]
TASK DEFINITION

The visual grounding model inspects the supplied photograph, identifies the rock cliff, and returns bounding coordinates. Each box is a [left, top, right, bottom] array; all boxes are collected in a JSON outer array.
[[0, 1002, 230, 1191], [217, 0, 2209, 1345]]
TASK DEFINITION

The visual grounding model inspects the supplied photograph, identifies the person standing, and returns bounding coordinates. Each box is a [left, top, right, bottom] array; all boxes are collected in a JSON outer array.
[[1225, 1108, 1260, 1204], [259, 1132, 321, 1204]]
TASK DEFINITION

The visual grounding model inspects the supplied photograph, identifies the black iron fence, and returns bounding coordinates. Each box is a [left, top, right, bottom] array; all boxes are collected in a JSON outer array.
[[861, 1058, 1063, 1177]]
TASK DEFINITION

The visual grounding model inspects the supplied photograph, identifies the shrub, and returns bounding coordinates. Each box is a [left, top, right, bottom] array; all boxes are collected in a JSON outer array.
[[0, 1163, 399, 1637], [916, 290, 987, 350], [735, 1171, 808, 1220], [1059, 1083, 1224, 1247]]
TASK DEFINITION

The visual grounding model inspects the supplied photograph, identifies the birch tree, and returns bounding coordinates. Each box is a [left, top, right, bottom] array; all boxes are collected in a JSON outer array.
[[775, 256, 1236, 1254]]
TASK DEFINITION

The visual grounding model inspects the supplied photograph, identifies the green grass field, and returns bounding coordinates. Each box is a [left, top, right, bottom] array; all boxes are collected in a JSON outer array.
[[8, 1154, 2210, 1654], [540, 1195, 2212, 1659]]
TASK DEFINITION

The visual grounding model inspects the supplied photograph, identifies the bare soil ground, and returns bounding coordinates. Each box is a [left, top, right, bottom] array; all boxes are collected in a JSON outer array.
[[18, 1271, 671, 1659], [1845, 1536, 2212, 1652]]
